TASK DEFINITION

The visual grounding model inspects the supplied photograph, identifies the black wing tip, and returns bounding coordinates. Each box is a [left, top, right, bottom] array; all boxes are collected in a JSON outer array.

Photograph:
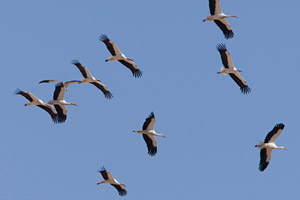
[[71, 59, 80, 65], [100, 34, 109, 42], [148, 148, 157, 156], [56, 115, 66, 123], [39, 80, 47, 84], [105, 92, 113, 99], [241, 86, 251, 94], [275, 123, 285, 129], [15, 89, 23, 95], [55, 82, 64, 87], [216, 43, 227, 51], [118, 190, 127, 196], [99, 166, 106, 172], [148, 112, 155, 118], [225, 31, 234, 39], [133, 70, 143, 78], [259, 162, 269, 172]]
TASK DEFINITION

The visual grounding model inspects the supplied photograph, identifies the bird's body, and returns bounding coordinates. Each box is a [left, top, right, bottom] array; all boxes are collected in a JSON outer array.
[[203, 0, 237, 39], [48, 82, 77, 123], [39, 80, 81, 91], [255, 123, 287, 171], [133, 112, 166, 156], [100, 34, 142, 78], [97, 167, 127, 196], [216, 43, 251, 94], [72, 60, 113, 99], [15, 89, 58, 123]]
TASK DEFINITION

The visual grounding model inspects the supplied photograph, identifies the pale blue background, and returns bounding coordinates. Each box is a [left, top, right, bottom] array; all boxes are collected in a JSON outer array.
[[1, 0, 300, 199]]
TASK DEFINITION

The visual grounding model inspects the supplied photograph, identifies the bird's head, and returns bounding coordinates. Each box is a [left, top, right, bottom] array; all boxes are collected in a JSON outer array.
[[97, 180, 105, 185]]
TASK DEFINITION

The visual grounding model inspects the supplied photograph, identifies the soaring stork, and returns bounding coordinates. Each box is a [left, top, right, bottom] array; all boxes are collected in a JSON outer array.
[[39, 80, 81, 91], [203, 0, 238, 39], [255, 123, 287, 171], [72, 60, 113, 99], [15, 89, 58, 123], [100, 34, 142, 78], [48, 82, 77, 123], [97, 166, 127, 196], [133, 112, 166, 156], [216, 43, 251, 94]]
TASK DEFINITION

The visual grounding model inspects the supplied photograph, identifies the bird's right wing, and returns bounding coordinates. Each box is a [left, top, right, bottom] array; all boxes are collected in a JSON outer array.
[[53, 83, 65, 100], [37, 104, 57, 122], [54, 104, 67, 123], [143, 134, 157, 156], [90, 81, 113, 99], [214, 19, 234, 39], [259, 148, 272, 171], [39, 80, 60, 84]]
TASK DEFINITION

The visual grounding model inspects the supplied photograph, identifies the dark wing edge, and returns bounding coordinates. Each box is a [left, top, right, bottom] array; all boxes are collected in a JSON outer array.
[[216, 43, 230, 68], [99, 166, 109, 180], [142, 134, 157, 156], [264, 123, 285, 143], [72, 60, 88, 78], [100, 34, 116, 56], [15, 89, 33, 102], [54, 105, 66, 123], [142, 112, 155, 130], [90, 82, 113, 99], [37, 105, 58, 123], [209, 0, 216, 15], [228, 74, 251, 94], [259, 148, 269, 172], [118, 60, 143, 78], [214, 20, 234, 39], [111, 184, 127, 196]]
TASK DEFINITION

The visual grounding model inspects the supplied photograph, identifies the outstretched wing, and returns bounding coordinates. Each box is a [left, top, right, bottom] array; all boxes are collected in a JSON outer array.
[[142, 112, 155, 130], [111, 184, 127, 196], [53, 83, 65, 100], [72, 60, 93, 78], [100, 34, 121, 56], [259, 148, 272, 171], [264, 123, 285, 143], [90, 81, 113, 99], [37, 105, 57, 122], [118, 59, 142, 78], [143, 134, 157, 156], [15, 89, 37, 102], [214, 19, 234, 39], [209, 0, 222, 15], [229, 73, 251, 94]]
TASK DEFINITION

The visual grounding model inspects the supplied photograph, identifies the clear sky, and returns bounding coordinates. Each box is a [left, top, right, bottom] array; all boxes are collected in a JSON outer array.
[[1, 0, 300, 199]]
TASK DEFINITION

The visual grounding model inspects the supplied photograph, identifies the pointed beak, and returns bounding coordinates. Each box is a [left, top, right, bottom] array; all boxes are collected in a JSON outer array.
[[284, 148, 288, 150]]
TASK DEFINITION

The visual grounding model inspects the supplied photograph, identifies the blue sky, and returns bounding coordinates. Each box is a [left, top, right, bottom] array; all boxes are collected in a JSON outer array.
[[2, 0, 300, 199]]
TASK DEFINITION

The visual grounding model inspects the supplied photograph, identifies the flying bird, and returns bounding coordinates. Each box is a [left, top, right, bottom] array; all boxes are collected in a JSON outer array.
[[100, 34, 142, 78], [48, 82, 77, 123], [15, 89, 57, 123], [203, 0, 238, 39], [39, 80, 81, 91], [216, 43, 251, 94], [97, 166, 127, 196], [133, 112, 166, 156], [72, 60, 113, 99], [255, 123, 287, 171]]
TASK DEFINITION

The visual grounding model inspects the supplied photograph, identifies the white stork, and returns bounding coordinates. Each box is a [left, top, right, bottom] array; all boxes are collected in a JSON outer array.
[[216, 43, 251, 94], [39, 80, 81, 91], [203, 0, 238, 39], [133, 112, 166, 156], [48, 82, 77, 123], [100, 34, 142, 78], [255, 123, 287, 172], [72, 60, 113, 99], [97, 166, 127, 196], [15, 89, 58, 123]]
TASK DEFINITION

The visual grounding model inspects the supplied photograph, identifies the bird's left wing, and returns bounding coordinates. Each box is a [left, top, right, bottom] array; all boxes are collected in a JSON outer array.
[[264, 123, 285, 144], [209, 0, 222, 15], [100, 34, 121, 56], [53, 83, 65, 100], [229, 73, 251, 94], [143, 134, 157, 156], [214, 19, 234, 39], [54, 104, 67, 123], [39, 80, 60, 84], [142, 112, 156, 130], [216, 43, 234, 69]]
